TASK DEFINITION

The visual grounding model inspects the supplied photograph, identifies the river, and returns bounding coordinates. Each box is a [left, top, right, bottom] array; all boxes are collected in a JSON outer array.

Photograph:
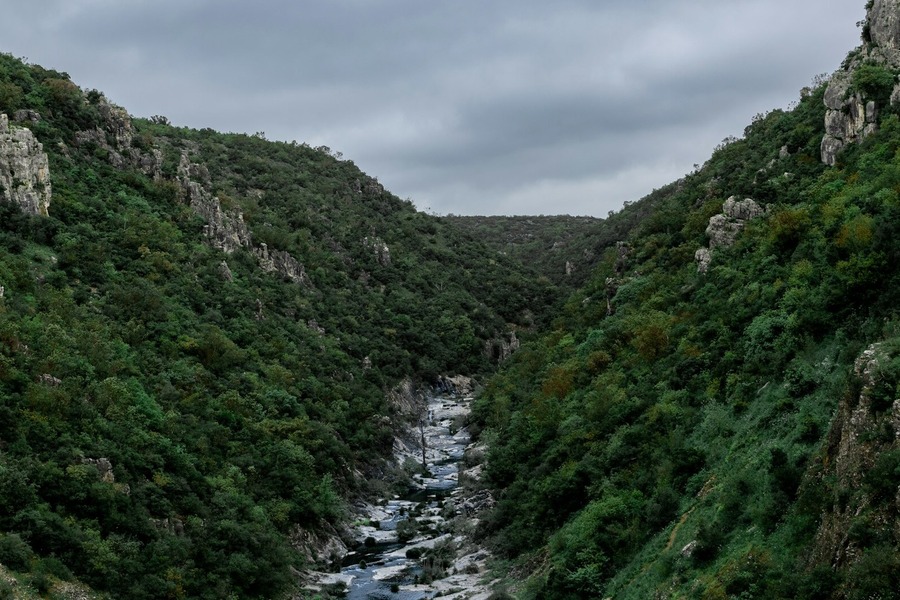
[[316, 391, 494, 599]]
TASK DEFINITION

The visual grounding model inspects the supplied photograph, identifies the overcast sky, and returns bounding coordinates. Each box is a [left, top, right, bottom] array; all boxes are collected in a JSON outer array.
[[3, 0, 865, 217]]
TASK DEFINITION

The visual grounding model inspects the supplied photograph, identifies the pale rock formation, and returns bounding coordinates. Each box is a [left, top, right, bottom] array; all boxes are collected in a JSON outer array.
[[706, 197, 764, 250], [219, 260, 234, 282], [363, 236, 391, 266], [177, 153, 311, 284], [74, 96, 162, 177], [694, 248, 712, 274], [254, 243, 310, 285], [821, 0, 900, 165], [178, 153, 253, 253], [0, 113, 52, 216], [696, 197, 765, 273]]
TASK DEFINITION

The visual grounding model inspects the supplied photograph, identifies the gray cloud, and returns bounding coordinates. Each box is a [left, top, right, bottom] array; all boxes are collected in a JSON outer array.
[[2, 0, 865, 216]]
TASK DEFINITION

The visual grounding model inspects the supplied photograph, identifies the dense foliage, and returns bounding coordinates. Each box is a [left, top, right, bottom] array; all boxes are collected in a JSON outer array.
[[0, 53, 556, 598], [441, 215, 602, 288], [473, 80, 900, 598]]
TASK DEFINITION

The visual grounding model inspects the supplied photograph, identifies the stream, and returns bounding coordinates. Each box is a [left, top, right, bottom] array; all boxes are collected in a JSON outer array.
[[326, 392, 487, 600]]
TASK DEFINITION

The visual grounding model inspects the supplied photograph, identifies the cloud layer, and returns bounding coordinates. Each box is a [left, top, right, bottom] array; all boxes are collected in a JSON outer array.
[[5, 0, 865, 216]]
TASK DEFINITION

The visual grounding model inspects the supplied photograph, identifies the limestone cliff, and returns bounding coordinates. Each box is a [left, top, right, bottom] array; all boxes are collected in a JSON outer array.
[[821, 0, 900, 165], [178, 153, 253, 253], [0, 113, 51, 216]]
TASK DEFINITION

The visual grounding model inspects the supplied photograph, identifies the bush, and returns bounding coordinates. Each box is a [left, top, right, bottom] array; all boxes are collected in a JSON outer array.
[[0, 534, 32, 571]]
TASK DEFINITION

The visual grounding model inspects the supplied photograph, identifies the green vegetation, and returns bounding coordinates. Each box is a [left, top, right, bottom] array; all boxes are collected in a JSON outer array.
[[0, 53, 556, 598], [3, 6, 900, 598], [472, 78, 900, 598]]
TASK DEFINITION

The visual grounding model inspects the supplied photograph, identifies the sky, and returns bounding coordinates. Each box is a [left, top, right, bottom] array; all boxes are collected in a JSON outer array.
[[3, 0, 866, 217]]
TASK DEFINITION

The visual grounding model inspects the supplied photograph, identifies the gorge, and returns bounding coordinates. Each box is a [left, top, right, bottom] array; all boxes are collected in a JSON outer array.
[[1, 2, 900, 599]]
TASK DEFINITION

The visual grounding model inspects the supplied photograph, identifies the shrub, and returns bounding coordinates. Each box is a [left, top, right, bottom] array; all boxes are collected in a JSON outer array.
[[0, 533, 32, 571]]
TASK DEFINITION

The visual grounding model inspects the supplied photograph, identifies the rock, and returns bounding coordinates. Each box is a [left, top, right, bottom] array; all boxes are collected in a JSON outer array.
[[809, 342, 900, 570], [12, 109, 40, 123], [178, 153, 253, 253], [821, 135, 845, 167], [680, 540, 698, 558], [435, 375, 476, 397], [363, 236, 391, 266], [565, 260, 574, 276], [458, 489, 495, 516], [779, 145, 790, 159], [614, 241, 630, 275], [38, 373, 62, 386], [73, 96, 162, 178], [291, 525, 350, 572], [722, 196, 765, 221], [81, 457, 115, 483], [254, 243, 310, 285], [179, 153, 311, 288], [484, 331, 520, 362], [694, 248, 712, 274], [868, 0, 900, 50], [821, 1, 900, 164], [219, 260, 233, 282], [706, 197, 763, 250], [694, 197, 764, 273], [605, 276, 619, 315], [0, 113, 52, 216]]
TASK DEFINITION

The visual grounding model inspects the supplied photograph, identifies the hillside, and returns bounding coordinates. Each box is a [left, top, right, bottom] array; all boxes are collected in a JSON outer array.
[[443, 197, 676, 289], [0, 53, 557, 599], [3, 2, 900, 599], [441, 215, 602, 287], [471, 2, 900, 598]]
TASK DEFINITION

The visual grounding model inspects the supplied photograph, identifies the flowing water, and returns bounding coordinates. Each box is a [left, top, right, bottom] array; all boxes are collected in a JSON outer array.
[[337, 394, 472, 600]]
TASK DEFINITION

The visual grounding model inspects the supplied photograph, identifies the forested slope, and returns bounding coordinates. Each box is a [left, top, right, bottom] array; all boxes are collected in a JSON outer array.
[[472, 6, 900, 598], [0, 53, 556, 599]]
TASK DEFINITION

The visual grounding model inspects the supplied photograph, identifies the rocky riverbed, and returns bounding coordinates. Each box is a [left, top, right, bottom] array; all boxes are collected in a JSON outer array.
[[305, 390, 497, 599]]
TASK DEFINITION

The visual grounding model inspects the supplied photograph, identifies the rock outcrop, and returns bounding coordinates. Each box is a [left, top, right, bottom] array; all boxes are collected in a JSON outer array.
[[809, 343, 900, 569], [178, 153, 254, 253], [695, 197, 765, 273], [177, 153, 311, 286], [74, 95, 162, 178], [363, 236, 391, 266], [291, 523, 350, 572], [484, 331, 520, 362], [0, 113, 52, 216], [254, 243, 310, 285], [821, 0, 900, 165]]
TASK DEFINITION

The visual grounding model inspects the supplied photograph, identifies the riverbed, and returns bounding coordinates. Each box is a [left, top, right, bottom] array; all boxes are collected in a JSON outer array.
[[314, 392, 495, 600]]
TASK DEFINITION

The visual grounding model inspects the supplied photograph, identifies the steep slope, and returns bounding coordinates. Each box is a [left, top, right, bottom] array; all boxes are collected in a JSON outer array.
[[472, 4, 900, 598], [0, 54, 556, 599]]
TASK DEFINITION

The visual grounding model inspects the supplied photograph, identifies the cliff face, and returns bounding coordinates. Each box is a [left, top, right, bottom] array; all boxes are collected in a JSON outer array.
[[821, 0, 900, 164], [0, 113, 51, 216], [809, 343, 900, 572]]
